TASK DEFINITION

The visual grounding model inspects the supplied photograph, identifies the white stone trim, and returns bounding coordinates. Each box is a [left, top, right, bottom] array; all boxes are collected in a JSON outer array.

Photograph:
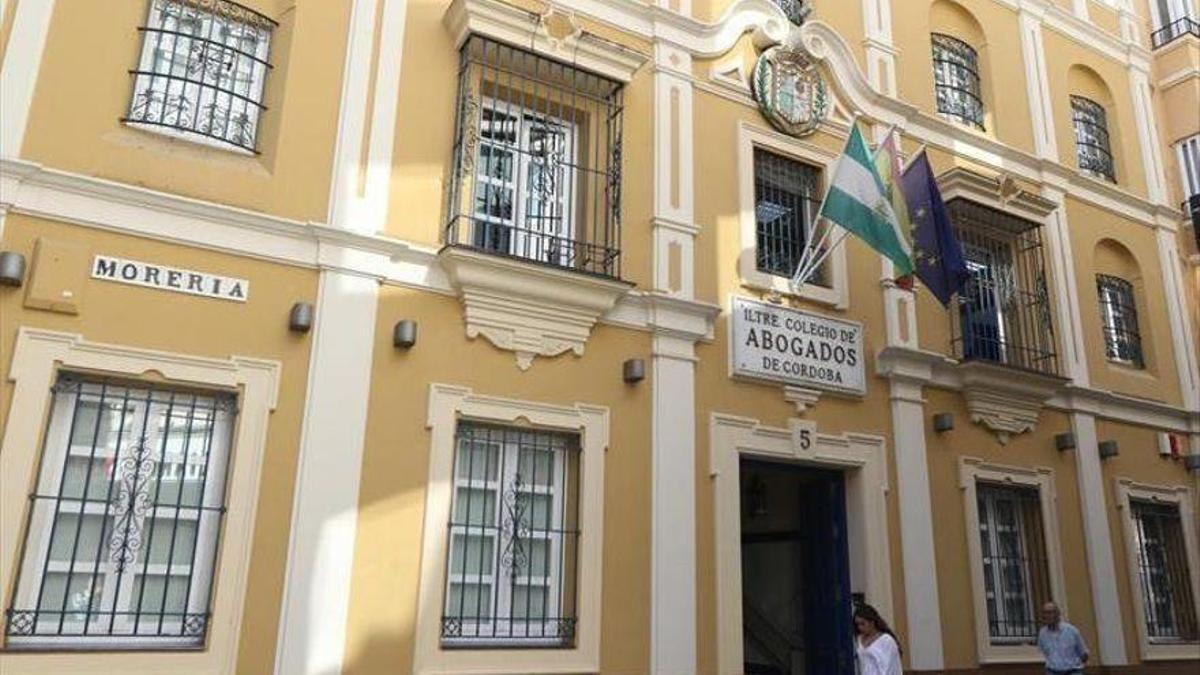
[[0, 0, 56, 158], [736, 122, 849, 308], [1156, 227, 1200, 411], [273, 271, 380, 675], [415, 384, 607, 674], [886, 375, 946, 670], [1070, 412, 1129, 664], [958, 457, 1071, 665], [0, 328, 280, 673], [1114, 478, 1200, 662], [651, 336, 698, 673], [439, 247, 633, 370], [443, 0, 648, 82], [1020, 10, 1059, 162], [709, 413, 893, 675], [1128, 68, 1169, 206]]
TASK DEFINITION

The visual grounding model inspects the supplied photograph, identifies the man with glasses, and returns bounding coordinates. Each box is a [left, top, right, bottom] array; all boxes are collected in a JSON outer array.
[[1037, 601, 1089, 675]]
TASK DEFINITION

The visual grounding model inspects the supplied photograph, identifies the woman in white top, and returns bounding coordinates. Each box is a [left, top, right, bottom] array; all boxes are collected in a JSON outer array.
[[853, 603, 903, 675]]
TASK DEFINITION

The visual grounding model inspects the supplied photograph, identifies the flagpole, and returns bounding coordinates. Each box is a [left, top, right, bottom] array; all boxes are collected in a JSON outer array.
[[792, 114, 862, 289], [795, 228, 851, 287], [901, 143, 928, 173]]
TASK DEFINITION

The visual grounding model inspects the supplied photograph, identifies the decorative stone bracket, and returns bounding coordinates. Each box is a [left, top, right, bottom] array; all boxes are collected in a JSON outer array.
[[439, 247, 633, 370], [959, 361, 1069, 444]]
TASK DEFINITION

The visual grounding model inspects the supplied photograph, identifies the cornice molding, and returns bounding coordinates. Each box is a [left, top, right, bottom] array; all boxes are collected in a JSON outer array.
[[443, 0, 649, 82], [875, 346, 1198, 434]]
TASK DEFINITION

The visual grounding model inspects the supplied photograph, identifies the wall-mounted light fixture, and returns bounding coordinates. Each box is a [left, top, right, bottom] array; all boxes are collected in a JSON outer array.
[[1184, 455, 1200, 472], [0, 251, 26, 287], [623, 358, 645, 384], [1054, 432, 1076, 452], [393, 319, 417, 349], [932, 413, 954, 433], [288, 302, 314, 333], [1098, 440, 1119, 460]]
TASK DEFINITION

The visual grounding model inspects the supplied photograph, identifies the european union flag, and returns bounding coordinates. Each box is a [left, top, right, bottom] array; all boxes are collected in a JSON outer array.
[[900, 150, 969, 307]]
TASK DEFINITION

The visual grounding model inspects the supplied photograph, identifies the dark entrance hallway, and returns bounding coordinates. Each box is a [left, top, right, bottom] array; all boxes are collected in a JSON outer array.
[[740, 460, 854, 675]]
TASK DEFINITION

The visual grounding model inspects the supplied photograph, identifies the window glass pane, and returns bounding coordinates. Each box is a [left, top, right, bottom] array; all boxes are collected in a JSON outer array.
[[1132, 501, 1199, 641], [125, 0, 274, 152], [6, 376, 236, 648], [977, 482, 1050, 642], [753, 148, 825, 282], [442, 423, 579, 646], [931, 34, 984, 130]]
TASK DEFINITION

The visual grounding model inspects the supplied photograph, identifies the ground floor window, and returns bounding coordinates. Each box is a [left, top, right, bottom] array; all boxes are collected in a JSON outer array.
[[1131, 501, 1199, 642], [441, 422, 580, 647], [976, 482, 1052, 644], [5, 375, 236, 649]]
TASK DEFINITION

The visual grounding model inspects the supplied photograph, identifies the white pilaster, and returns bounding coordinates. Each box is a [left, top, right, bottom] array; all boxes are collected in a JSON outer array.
[[861, 0, 898, 97], [1156, 227, 1200, 410], [650, 39, 698, 675], [1069, 412, 1128, 665], [274, 1, 408, 673], [1072, 0, 1090, 21], [651, 335, 698, 675], [1128, 67, 1169, 205], [0, 0, 56, 157], [1041, 187, 1090, 386], [888, 376, 945, 671], [1019, 10, 1059, 162]]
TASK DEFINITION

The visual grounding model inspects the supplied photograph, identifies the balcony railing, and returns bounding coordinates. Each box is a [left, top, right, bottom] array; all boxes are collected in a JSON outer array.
[[444, 36, 624, 279], [1151, 17, 1200, 49]]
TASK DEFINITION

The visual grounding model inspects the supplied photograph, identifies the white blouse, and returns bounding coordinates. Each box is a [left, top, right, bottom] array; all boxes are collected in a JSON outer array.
[[855, 632, 902, 675]]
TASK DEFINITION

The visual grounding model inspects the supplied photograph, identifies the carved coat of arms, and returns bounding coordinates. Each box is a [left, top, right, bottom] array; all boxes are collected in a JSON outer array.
[[752, 44, 828, 138]]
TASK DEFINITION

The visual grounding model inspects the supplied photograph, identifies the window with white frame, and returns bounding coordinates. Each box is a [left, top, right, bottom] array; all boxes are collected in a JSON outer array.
[[1176, 135, 1200, 200], [976, 482, 1052, 644], [1096, 274, 1144, 368], [124, 0, 275, 153], [931, 33, 985, 131], [1071, 96, 1116, 183], [441, 422, 580, 647], [753, 147, 826, 284], [1130, 501, 1199, 643], [446, 36, 625, 278], [5, 375, 236, 649]]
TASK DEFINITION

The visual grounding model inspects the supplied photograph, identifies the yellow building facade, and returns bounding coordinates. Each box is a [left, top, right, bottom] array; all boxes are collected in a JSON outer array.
[[0, 0, 1198, 673]]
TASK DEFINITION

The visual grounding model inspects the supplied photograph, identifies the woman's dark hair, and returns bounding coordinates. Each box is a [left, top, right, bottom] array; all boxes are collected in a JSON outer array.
[[853, 603, 903, 654]]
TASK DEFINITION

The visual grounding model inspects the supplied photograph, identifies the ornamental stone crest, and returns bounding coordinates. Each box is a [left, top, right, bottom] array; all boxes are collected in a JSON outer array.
[[751, 42, 828, 138]]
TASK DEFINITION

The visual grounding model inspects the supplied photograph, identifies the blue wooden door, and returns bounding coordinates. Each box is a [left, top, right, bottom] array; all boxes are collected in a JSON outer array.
[[800, 470, 854, 675]]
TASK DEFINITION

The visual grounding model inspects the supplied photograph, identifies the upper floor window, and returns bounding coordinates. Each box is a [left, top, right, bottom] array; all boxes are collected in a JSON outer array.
[[753, 148, 826, 283], [976, 482, 1052, 644], [441, 422, 580, 647], [1071, 96, 1116, 183], [1175, 135, 1200, 199], [5, 376, 236, 649], [445, 36, 624, 278], [1096, 274, 1144, 368], [124, 0, 275, 153], [949, 200, 1059, 376], [931, 34, 984, 131], [1130, 501, 1199, 642], [1150, 0, 1199, 48]]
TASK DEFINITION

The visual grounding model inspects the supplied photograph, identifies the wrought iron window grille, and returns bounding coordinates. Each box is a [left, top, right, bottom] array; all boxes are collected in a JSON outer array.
[[752, 147, 829, 285], [976, 483, 1052, 644], [441, 422, 581, 647], [1095, 274, 1144, 369], [445, 35, 625, 279], [947, 199, 1060, 376], [931, 33, 985, 131], [123, 0, 275, 153], [1151, 16, 1200, 49], [5, 375, 237, 649], [1131, 501, 1199, 643], [1070, 96, 1116, 183], [769, 0, 809, 25]]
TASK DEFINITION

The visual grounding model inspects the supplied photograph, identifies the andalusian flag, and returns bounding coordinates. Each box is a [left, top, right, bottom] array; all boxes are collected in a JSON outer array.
[[793, 124, 914, 286]]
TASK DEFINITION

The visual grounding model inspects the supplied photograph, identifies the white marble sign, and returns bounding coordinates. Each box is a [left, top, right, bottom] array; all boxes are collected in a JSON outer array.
[[92, 255, 248, 302], [730, 296, 865, 395]]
